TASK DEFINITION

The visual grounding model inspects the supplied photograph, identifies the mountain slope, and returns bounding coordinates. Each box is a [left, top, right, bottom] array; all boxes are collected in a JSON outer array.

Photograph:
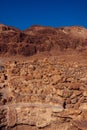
[[0, 24, 87, 56]]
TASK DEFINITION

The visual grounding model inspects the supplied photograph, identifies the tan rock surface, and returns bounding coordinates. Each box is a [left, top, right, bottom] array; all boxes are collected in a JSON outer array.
[[0, 24, 87, 130]]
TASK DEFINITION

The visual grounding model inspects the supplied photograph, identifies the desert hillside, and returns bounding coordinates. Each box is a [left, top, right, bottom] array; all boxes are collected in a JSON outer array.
[[0, 24, 87, 56], [0, 24, 87, 130]]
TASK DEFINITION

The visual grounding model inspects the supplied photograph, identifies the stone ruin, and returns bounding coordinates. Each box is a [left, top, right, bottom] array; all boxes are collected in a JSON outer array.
[[0, 57, 87, 130]]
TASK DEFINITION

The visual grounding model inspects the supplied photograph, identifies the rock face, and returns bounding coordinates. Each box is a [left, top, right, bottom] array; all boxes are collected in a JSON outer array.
[[0, 56, 87, 130], [0, 24, 87, 130], [0, 24, 87, 56]]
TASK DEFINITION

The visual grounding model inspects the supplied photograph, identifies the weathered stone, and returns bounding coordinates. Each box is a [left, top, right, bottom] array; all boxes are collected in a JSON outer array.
[[74, 120, 87, 130], [68, 125, 78, 130], [80, 77, 87, 82], [83, 91, 87, 97], [71, 97, 78, 104], [36, 120, 50, 128], [0, 51, 87, 130], [66, 77, 74, 82], [57, 109, 81, 119], [71, 91, 82, 99], [52, 105, 64, 113], [7, 108, 16, 127], [52, 75, 61, 85], [79, 103, 87, 110], [57, 89, 72, 98], [33, 70, 43, 79]]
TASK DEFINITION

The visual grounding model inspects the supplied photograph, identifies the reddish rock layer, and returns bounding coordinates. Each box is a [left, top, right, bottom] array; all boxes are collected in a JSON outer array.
[[0, 24, 87, 56]]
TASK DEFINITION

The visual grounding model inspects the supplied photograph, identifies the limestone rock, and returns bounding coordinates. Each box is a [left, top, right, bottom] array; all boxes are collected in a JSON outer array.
[[83, 91, 87, 97], [36, 119, 50, 128], [52, 105, 64, 113], [79, 103, 87, 110]]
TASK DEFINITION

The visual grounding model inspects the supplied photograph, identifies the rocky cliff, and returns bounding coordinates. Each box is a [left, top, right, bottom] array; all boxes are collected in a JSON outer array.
[[0, 24, 87, 56]]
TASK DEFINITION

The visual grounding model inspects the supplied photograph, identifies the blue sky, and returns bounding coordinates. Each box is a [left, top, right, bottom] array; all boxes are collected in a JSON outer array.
[[0, 0, 87, 30]]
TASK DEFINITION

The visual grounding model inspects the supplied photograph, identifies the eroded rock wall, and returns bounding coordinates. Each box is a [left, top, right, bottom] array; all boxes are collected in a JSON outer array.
[[0, 24, 87, 56]]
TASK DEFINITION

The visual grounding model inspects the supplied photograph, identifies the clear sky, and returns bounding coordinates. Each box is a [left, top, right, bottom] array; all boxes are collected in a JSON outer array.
[[0, 0, 87, 30]]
